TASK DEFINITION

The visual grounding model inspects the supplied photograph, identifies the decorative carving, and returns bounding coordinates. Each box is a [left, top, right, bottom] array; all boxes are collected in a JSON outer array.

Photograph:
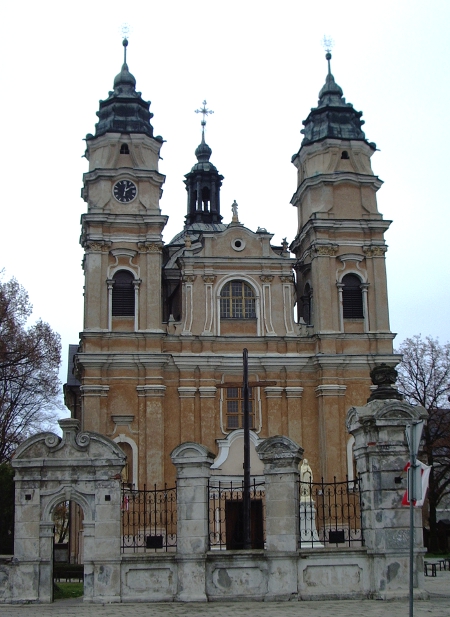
[[184, 234, 192, 249], [260, 275, 274, 283], [314, 244, 339, 257], [183, 275, 196, 283], [138, 242, 162, 253], [363, 245, 388, 257], [76, 432, 91, 448], [202, 275, 216, 284], [280, 275, 293, 283], [44, 433, 61, 449], [86, 241, 111, 252], [367, 363, 403, 402]]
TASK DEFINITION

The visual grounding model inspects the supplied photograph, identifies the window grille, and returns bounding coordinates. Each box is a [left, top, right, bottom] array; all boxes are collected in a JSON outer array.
[[342, 274, 363, 319], [220, 281, 256, 319], [112, 270, 135, 316], [226, 387, 253, 430]]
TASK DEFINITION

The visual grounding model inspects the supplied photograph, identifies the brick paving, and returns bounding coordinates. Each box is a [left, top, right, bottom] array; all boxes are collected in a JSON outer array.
[[2, 569, 449, 617]]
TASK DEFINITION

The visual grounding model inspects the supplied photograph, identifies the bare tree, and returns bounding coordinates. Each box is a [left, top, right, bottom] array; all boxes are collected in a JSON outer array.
[[53, 501, 70, 544], [0, 273, 62, 463], [395, 335, 450, 551]]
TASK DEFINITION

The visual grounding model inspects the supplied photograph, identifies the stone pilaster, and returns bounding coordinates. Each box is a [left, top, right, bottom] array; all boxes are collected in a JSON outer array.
[[199, 387, 217, 448], [171, 442, 215, 602], [265, 386, 284, 436], [285, 386, 304, 446], [346, 399, 428, 600], [315, 384, 346, 478], [136, 385, 166, 485], [178, 387, 197, 443]]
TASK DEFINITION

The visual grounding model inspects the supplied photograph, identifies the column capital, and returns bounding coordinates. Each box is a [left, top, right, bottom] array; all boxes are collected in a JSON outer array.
[[285, 386, 304, 398], [178, 386, 197, 398], [136, 385, 166, 397], [198, 386, 217, 398], [264, 386, 284, 398], [80, 385, 109, 397], [315, 384, 346, 397]]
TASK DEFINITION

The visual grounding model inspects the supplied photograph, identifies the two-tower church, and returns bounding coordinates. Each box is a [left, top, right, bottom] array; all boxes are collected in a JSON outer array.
[[65, 42, 395, 488]]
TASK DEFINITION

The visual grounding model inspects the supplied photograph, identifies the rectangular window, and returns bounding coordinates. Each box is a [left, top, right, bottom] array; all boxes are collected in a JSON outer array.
[[226, 387, 253, 430]]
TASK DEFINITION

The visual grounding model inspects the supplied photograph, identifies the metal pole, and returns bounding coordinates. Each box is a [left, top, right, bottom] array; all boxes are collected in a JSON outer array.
[[243, 348, 251, 549]]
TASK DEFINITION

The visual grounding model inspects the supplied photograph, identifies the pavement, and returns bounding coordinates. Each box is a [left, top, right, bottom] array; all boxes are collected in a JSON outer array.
[[1, 569, 449, 617]]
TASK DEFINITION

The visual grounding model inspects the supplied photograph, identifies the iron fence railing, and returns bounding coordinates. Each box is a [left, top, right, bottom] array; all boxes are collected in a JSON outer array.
[[298, 476, 363, 548], [208, 478, 265, 550], [121, 484, 177, 552]]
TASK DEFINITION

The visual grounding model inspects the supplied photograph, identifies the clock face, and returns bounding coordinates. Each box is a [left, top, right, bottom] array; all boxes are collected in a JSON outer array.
[[113, 180, 137, 203]]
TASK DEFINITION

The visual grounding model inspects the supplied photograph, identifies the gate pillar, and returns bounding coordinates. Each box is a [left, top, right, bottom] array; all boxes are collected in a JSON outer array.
[[171, 441, 215, 602], [347, 377, 428, 600], [257, 434, 303, 600]]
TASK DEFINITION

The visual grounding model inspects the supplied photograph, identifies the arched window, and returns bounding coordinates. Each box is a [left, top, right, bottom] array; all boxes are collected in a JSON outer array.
[[220, 281, 256, 319], [120, 144, 130, 154], [112, 270, 135, 316], [301, 283, 312, 325], [201, 186, 210, 211], [342, 274, 363, 318]]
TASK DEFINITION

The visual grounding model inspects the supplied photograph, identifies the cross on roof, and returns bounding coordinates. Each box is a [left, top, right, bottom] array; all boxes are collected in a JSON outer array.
[[195, 100, 214, 139]]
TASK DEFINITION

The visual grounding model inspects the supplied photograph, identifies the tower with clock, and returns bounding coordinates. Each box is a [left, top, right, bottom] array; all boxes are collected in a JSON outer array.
[[68, 40, 397, 495]]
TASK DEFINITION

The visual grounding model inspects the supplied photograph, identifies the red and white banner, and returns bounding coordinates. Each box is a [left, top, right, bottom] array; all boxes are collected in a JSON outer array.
[[401, 461, 431, 507]]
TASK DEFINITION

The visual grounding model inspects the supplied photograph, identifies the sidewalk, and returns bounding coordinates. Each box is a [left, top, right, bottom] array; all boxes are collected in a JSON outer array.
[[1, 570, 449, 617]]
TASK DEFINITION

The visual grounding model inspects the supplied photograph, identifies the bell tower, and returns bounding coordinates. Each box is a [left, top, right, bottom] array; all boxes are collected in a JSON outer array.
[[290, 51, 393, 352], [80, 38, 167, 336], [184, 101, 224, 226]]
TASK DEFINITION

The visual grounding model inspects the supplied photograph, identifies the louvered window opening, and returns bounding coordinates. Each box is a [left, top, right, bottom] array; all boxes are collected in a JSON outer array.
[[226, 387, 254, 430], [342, 274, 363, 319], [220, 281, 256, 319], [112, 271, 135, 316]]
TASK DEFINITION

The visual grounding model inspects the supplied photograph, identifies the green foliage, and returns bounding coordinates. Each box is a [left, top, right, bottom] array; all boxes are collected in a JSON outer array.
[[53, 582, 84, 600], [0, 463, 14, 554]]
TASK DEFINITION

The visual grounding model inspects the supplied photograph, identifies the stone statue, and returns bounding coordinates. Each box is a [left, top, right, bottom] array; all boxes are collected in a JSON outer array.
[[231, 200, 239, 223], [300, 458, 313, 500], [184, 234, 192, 248]]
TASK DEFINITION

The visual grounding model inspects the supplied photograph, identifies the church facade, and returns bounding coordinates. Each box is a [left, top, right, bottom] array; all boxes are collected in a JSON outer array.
[[65, 42, 397, 488]]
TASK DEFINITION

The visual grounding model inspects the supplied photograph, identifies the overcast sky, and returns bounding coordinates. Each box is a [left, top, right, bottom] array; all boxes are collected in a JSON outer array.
[[1, 0, 449, 398]]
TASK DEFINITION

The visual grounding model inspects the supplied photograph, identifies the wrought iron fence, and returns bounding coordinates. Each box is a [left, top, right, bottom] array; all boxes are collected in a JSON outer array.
[[298, 476, 363, 548], [208, 478, 265, 550], [121, 484, 177, 552]]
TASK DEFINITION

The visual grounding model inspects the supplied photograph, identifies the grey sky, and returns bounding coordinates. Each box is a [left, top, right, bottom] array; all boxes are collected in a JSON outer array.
[[1, 0, 449, 391]]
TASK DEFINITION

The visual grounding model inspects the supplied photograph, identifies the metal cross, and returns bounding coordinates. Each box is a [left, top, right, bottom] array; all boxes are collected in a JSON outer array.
[[195, 100, 214, 138], [218, 349, 276, 549], [322, 35, 334, 74], [121, 23, 131, 64]]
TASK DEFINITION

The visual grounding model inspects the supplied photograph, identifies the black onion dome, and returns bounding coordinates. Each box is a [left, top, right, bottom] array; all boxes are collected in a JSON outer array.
[[299, 58, 374, 150], [87, 42, 157, 140], [190, 136, 218, 173]]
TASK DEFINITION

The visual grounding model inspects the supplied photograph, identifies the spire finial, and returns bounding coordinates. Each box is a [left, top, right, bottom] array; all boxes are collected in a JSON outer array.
[[121, 23, 131, 64], [195, 100, 214, 142], [322, 35, 334, 75]]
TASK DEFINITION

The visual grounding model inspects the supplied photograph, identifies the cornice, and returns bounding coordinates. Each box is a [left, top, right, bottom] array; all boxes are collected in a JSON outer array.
[[83, 167, 166, 184], [291, 172, 383, 205], [290, 219, 392, 255]]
